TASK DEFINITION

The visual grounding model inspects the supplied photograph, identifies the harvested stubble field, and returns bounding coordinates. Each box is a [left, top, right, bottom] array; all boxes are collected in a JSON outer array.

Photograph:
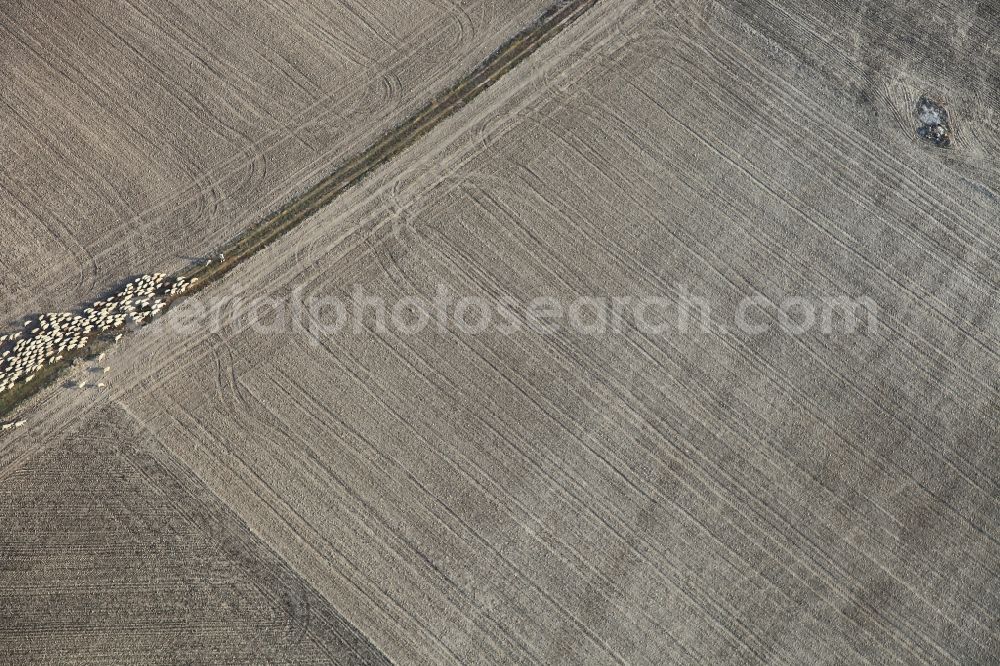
[[0, 0, 550, 328], [2, 0, 999, 663]]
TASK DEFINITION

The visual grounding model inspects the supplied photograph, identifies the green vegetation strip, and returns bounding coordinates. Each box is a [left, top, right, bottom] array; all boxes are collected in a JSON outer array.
[[0, 0, 598, 420]]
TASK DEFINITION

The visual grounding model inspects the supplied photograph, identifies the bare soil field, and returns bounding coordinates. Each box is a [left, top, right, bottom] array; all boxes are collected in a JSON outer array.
[[0, 0, 548, 328], [0, 404, 389, 663], [2, 0, 998, 663]]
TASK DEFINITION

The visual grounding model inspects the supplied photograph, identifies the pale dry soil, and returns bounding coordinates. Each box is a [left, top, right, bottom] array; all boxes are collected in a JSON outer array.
[[2, 0, 999, 663], [0, 0, 548, 328]]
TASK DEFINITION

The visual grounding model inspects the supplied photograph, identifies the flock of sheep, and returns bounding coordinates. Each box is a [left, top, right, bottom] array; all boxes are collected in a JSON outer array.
[[0, 272, 197, 429]]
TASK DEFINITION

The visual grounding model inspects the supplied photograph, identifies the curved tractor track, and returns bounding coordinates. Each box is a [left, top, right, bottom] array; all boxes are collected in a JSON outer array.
[[0, 0, 599, 421]]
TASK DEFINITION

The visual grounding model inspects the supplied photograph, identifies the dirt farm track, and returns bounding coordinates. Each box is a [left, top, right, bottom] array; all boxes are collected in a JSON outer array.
[[1, 0, 998, 663]]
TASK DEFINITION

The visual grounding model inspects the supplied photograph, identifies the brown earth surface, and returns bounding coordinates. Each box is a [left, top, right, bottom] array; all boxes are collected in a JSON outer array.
[[1, 0, 998, 663], [0, 0, 548, 328]]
